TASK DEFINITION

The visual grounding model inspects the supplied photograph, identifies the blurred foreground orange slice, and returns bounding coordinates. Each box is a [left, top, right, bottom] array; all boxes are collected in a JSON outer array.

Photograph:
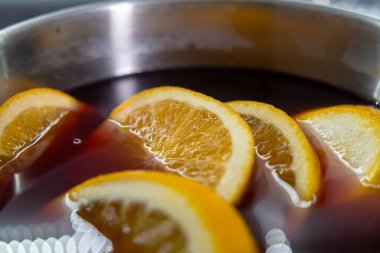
[[296, 105, 380, 188], [0, 88, 79, 172], [67, 171, 258, 253], [228, 101, 321, 205], [109, 87, 254, 203]]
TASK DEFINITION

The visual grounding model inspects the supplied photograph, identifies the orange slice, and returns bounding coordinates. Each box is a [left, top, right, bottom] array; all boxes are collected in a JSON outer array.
[[0, 88, 79, 172], [109, 87, 254, 203], [296, 105, 380, 188], [66, 171, 258, 253], [227, 101, 321, 205]]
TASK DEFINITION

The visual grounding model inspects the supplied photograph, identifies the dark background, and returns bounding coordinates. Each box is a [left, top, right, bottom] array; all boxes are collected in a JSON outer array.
[[0, 0, 103, 29]]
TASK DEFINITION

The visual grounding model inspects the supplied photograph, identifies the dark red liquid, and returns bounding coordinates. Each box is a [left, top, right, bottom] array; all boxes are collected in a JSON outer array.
[[0, 68, 378, 252], [0, 104, 103, 223]]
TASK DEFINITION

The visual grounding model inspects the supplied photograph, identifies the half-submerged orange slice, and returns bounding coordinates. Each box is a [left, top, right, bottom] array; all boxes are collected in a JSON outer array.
[[109, 87, 254, 203], [67, 171, 259, 253]]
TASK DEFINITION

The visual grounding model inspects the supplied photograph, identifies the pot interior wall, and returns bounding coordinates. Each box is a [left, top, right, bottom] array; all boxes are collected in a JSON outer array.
[[0, 1, 380, 103]]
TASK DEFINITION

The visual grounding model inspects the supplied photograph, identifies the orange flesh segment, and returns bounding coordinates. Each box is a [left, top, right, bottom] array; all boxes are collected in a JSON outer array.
[[77, 201, 187, 253], [0, 88, 79, 170], [117, 99, 232, 188], [228, 101, 321, 204], [240, 114, 295, 186], [1, 107, 69, 157]]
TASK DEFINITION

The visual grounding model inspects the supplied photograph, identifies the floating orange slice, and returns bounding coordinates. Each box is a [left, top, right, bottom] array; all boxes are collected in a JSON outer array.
[[66, 171, 259, 253], [228, 101, 321, 205], [296, 105, 380, 188], [0, 88, 79, 172], [109, 87, 254, 203]]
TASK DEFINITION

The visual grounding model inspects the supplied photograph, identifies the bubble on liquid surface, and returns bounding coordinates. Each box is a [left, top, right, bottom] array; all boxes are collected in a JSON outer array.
[[73, 138, 82, 145]]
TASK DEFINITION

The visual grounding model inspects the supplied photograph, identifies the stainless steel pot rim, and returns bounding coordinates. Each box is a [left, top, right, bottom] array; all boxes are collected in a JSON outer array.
[[1, 0, 380, 104], [1, 0, 379, 35]]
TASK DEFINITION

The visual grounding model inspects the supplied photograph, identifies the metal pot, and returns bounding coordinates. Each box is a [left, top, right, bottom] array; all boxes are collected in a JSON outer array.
[[0, 0, 379, 104], [0, 1, 379, 252]]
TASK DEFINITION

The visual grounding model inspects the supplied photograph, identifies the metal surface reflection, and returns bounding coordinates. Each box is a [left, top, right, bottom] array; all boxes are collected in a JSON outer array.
[[310, 0, 380, 18], [0, 1, 379, 103], [109, 4, 135, 77]]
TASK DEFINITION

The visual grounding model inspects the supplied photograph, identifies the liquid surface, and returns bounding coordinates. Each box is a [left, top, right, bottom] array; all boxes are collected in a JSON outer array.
[[0, 68, 378, 253]]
